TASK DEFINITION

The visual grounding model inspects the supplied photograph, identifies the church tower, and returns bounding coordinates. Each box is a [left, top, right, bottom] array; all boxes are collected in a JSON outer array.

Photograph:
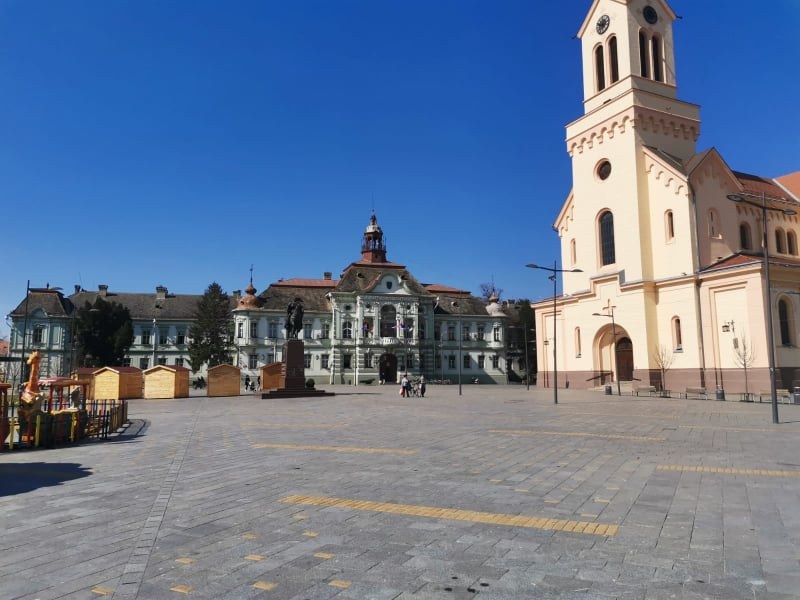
[[560, 0, 701, 292], [360, 211, 388, 263]]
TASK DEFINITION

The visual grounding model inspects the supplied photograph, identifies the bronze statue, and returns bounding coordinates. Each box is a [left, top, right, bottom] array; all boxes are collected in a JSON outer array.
[[285, 298, 304, 339]]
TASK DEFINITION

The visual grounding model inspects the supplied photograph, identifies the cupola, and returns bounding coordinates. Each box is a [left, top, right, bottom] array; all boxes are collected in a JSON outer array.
[[360, 211, 388, 263]]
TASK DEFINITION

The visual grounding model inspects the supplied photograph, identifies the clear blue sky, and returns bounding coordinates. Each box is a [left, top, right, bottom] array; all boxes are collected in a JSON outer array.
[[2, 1, 799, 338]]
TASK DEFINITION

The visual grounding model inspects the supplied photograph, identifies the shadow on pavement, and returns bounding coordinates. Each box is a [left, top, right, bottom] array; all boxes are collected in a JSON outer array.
[[103, 419, 149, 444], [0, 462, 92, 497]]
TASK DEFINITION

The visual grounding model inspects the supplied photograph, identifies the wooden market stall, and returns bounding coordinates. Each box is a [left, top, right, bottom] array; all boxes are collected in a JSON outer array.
[[207, 364, 240, 397], [143, 365, 189, 399], [71, 368, 97, 401], [260, 363, 283, 391], [93, 366, 143, 400]]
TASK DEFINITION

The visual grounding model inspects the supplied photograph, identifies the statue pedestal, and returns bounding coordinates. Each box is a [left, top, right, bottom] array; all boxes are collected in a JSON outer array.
[[261, 339, 334, 399]]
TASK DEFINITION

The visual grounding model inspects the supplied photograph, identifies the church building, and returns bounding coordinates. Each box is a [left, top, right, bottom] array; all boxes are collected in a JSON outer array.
[[533, 0, 800, 395]]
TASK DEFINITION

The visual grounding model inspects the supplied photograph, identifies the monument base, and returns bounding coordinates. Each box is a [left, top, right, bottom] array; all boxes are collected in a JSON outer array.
[[261, 339, 334, 399]]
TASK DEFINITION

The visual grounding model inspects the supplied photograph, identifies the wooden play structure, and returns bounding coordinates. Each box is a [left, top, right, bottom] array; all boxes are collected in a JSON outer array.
[[207, 364, 240, 397], [143, 365, 189, 399], [93, 366, 143, 400]]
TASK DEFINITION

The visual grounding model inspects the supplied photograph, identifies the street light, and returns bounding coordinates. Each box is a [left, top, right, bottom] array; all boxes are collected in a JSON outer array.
[[525, 262, 583, 404], [727, 191, 797, 424], [593, 305, 621, 396]]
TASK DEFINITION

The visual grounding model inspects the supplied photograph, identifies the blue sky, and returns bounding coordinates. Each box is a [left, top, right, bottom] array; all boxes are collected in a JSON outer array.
[[2, 1, 799, 337]]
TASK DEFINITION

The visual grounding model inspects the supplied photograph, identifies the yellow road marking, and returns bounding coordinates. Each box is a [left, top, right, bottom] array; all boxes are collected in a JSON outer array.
[[241, 422, 349, 429], [242, 532, 257, 540], [281, 495, 617, 536], [253, 581, 277, 591], [170, 585, 192, 594], [303, 530, 319, 537], [490, 429, 664, 442], [657, 465, 800, 478], [175, 558, 193, 564], [677, 425, 785, 433], [245, 554, 264, 561], [314, 552, 335, 559], [329, 580, 352, 589], [252, 443, 415, 455], [91, 588, 113, 596]]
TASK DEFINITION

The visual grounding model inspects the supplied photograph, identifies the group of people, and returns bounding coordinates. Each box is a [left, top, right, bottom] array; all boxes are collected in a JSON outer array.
[[192, 376, 206, 390], [399, 374, 426, 398], [244, 375, 260, 392]]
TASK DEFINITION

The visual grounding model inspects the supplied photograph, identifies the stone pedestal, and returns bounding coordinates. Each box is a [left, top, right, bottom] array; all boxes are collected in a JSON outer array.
[[261, 339, 334, 399]]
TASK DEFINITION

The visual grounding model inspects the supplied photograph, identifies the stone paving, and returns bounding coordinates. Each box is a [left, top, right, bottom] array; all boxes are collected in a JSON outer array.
[[2, 385, 800, 599]]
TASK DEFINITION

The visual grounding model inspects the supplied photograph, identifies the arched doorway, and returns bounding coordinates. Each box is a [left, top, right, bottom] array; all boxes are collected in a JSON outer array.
[[379, 353, 398, 384], [616, 337, 633, 381], [593, 326, 633, 384]]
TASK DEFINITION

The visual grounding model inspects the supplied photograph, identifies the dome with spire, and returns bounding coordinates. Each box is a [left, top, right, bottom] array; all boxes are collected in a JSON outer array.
[[238, 279, 263, 308]]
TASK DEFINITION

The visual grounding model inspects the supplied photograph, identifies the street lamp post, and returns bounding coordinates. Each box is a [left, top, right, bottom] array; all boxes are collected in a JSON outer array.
[[152, 303, 162, 367], [727, 192, 797, 424], [525, 262, 583, 404], [593, 305, 621, 396]]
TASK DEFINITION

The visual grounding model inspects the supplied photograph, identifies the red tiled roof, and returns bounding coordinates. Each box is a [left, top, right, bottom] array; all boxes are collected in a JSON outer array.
[[353, 259, 406, 268], [733, 171, 796, 203], [777, 171, 800, 199], [272, 278, 338, 287], [423, 284, 471, 294], [702, 253, 800, 273]]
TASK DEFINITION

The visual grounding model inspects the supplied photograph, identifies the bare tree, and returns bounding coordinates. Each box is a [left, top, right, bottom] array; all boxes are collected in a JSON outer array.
[[733, 334, 756, 401], [652, 344, 674, 394], [479, 280, 503, 302]]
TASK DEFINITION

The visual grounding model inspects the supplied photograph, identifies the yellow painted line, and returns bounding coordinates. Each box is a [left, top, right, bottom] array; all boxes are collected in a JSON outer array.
[[329, 580, 352, 589], [314, 552, 335, 559], [253, 581, 277, 591], [91, 587, 114, 596], [252, 443, 416, 455], [170, 585, 193, 594], [245, 554, 264, 561], [303, 530, 319, 537], [544, 500, 559, 504], [677, 425, 784, 433], [281, 495, 617, 537], [291, 514, 307, 520], [657, 465, 800, 478], [490, 429, 664, 442], [242, 532, 257, 540], [175, 558, 194, 565], [489, 479, 503, 483], [580, 513, 599, 518], [593, 498, 611, 504], [514, 488, 529, 493], [242, 422, 349, 429]]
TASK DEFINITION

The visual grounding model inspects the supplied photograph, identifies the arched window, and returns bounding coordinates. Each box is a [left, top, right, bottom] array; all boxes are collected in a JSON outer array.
[[651, 34, 663, 82], [570, 238, 577, 266], [380, 305, 396, 337], [776, 228, 787, 254], [342, 320, 353, 339], [665, 210, 674, 241], [575, 327, 582, 358], [639, 31, 649, 78], [788, 231, 798, 256], [595, 46, 606, 91], [608, 36, 619, 83], [672, 317, 683, 350], [708, 209, 719, 238], [778, 299, 793, 346], [599, 211, 616, 265], [739, 223, 752, 250]]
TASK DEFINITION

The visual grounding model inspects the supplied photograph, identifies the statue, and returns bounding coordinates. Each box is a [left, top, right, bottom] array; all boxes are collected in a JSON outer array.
[[19, 351, 44, 418], [285, 298, 304, 340]]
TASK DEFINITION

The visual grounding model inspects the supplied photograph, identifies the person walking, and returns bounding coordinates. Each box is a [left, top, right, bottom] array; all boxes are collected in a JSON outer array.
[[400, 373, 409, 397], [244, 375, 251, 392], [419, 375, 426, 397]]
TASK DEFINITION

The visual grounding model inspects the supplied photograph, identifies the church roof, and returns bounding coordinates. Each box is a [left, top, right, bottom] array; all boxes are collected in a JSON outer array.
[[701, 252, 800, 274], [777, 171, 800, 200]]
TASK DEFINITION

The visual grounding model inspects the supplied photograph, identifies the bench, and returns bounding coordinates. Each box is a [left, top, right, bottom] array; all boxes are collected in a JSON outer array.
[[757, 389, 792, 403], [633, 385, 657, 396], [684, 387, 708, 400]]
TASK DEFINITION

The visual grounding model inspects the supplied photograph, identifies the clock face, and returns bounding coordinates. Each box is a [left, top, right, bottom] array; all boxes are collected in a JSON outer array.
[[643, 6, 658, 24], [596, 14, 610, 34]]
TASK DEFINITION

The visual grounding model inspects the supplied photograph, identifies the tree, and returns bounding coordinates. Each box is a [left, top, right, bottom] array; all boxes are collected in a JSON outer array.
[[75, 297, 134, 367], [479, 280, 503, 302], [651, 344, 674, 394], [188, 282, 232, 372], [516, 300, 536, 382], [733, 334, 756, 401]]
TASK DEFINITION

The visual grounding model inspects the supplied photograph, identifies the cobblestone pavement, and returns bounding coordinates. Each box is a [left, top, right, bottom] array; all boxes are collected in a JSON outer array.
[[3, 386, 800, 599]]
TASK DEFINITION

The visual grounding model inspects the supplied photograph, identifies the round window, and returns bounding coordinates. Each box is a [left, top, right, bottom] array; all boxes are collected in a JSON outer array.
[[597, 160, 612, 180]]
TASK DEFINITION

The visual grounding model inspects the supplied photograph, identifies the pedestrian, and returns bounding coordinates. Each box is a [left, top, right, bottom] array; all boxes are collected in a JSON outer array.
[[419, 375, 426, 397], [400, 373, 409, 397], [256, 376, 261, 391], [245, 375, 251, 391]]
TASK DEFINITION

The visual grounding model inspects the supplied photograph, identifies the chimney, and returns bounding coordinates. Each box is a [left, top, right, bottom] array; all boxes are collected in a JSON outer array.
[[323, 272, 332, 280], [98, 284, 108, 297], [156, 285, 168, 301], [74, 284, 82, 294]]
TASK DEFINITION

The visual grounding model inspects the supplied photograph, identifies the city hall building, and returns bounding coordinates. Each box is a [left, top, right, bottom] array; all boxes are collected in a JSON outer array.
[[7, 213, 513, 386], [533, 0, 800, 394]]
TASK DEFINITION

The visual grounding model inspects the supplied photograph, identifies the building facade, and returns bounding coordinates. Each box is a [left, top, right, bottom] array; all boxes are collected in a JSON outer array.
[[8, 214, 513, 386], [533, 0, 800, 394]]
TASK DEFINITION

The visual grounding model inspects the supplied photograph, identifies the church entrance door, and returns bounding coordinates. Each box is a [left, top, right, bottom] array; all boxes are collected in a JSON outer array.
[[616, 337, 633, 381]]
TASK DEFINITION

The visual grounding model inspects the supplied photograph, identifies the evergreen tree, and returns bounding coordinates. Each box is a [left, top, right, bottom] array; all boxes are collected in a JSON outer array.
[[75, 297, 134, 367], [515, 300, 536, 381], [188, 282, 232, 372]]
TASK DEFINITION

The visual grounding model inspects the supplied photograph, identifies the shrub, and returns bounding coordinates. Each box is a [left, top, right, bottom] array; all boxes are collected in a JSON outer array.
[[305, 378, 315, 389]]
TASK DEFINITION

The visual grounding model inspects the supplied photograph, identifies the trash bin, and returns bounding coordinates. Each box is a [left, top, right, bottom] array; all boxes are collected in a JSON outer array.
[[715, 386, 725, 401], [605, 385, 612, 395], [793, 387, 800, 405]]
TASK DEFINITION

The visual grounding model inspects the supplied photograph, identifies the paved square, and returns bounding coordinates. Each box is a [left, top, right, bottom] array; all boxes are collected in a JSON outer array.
[[3, 386, 800, 599]]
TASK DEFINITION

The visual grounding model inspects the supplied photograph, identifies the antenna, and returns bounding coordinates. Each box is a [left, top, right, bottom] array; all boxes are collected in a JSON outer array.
[[249, 264, 254, 284]]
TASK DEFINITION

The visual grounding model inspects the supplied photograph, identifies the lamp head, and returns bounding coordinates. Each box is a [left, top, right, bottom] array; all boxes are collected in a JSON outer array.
[[726, 194, 746, 203], [525, 263, 539, 269]]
